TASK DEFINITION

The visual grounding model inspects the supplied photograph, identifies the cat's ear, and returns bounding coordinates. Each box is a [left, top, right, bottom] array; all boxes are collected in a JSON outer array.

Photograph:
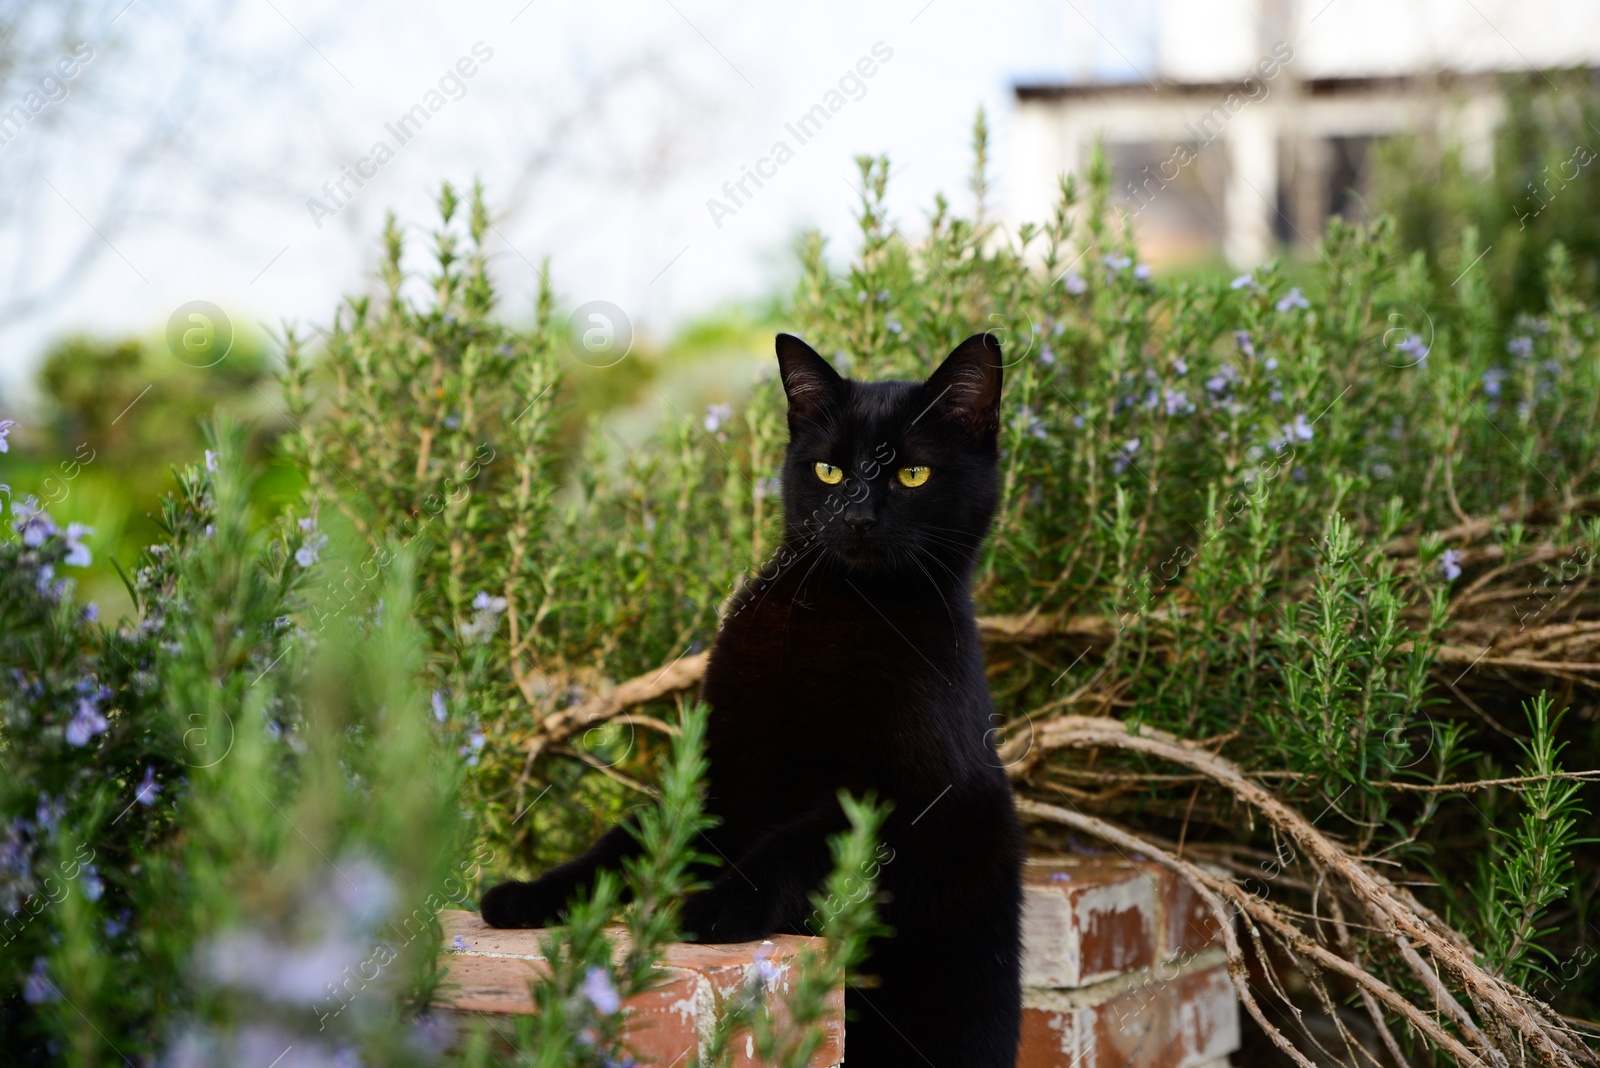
[[776, 333, 844, 423], [923, 333, 1003, 435]]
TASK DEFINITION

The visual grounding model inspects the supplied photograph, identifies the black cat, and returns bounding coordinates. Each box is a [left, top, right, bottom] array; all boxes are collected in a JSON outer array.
[[481, 332, 1023, 1066]]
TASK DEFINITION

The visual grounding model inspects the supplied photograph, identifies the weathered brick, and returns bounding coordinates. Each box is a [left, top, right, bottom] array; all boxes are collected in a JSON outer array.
[[435, 910, 843, 1067], [1022, 858, 1160, 988], [1160, 869, 1226, 959], [1018, 961, 1239, 1068]]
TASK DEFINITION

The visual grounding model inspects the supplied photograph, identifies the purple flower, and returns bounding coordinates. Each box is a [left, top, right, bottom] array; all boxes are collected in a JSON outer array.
[[1015, 406, 1048, 441], [82, 602, 99, 623], [23, 958, 55, 1004], [204, 928, 366, 1004], [1062, 271, 1087, 295], [1048, 871, 1073, 882], [63, 523, 93, 568], [1172, 357, 1187, 376], [36, 796, 65, 833], [13, 496, 57, 547], [81, 864, 104, 902], [1482, 367, 1506, 397], [583, 966, 621, 1014], [0, 420, 15, 453], [66, 698, 109, 746], [452, 935, 467, 950], [295, 517, 327, 568], [1039, 344, 1056, 366], [1133, 263, 1151, 281], [703, 403, 733, 434], [431, 691, 448, 722], [135, 766, 161, 806], [886, 319, 903, 335], [1269, 413, 1313, 452], [1207, 365, 1237, 394], [1506, 335, 1534, 359], [204, 449, 219, 473], [464, 593, 507, 644], [1276, 287, 1310, 312], [35, 563, 58, 599], [1440, 549, 1462, 582], [471, 591, 507, 614], [1163, 390, 1193, 417], [1396, 334, 1429, 362], [1229, 273, 1255, 290], [1111, 437, 1141, 475], [1104, 253, 1132, 272], [1234, 331, 1255, 359], [753, 943, 780, 984], [459, 729, 487, 766], [331, 855, 397, 927]]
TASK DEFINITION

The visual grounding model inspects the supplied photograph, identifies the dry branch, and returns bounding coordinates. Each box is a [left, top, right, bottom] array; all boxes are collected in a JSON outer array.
[[515, 604, 1600, 765], [1014, 717, 1594, 1068], [1016, 798, 1493, 1068]]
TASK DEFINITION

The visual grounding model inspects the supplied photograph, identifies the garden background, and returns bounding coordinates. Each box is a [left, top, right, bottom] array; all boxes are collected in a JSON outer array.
[[4, 36, 1600, 1068]]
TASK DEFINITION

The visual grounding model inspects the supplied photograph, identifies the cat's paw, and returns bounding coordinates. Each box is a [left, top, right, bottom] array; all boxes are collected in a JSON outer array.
[[680, 886, 770, 944], [479, 878, 570, 929]]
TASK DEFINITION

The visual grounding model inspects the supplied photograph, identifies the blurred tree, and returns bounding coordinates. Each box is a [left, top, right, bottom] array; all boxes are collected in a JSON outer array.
[[13, 331, 287, 616], [1372, 69, 1600, 322]]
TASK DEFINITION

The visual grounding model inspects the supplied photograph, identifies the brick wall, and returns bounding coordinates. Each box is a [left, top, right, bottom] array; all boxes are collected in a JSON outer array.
[[1019, 857, 1239, 1068], [438, 911, 845, 1066], [437, 856, 1239, 1066]]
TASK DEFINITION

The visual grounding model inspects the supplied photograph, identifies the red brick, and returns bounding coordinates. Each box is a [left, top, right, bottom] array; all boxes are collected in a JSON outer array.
[[1160, 869, 1226, 959], [435, 910, 843, 1067], [1018, 962, 1239, 1068], [1023, 858, 1159, 987]]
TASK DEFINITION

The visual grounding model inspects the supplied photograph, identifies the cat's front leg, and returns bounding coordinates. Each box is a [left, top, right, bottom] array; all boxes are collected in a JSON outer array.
[[679, 802, 844, 943], [480, 822, 642, 928], [679, 872, 774, 943]]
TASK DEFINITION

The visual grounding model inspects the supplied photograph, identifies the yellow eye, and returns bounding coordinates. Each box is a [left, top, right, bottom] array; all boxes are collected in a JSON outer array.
[[814, 462, 844, 485], [897, 466, 930, 488]]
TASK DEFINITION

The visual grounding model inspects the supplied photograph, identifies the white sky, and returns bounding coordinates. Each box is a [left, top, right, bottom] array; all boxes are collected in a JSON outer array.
[[0, 0, 1582, 402], [0, 0, 1110, 398]]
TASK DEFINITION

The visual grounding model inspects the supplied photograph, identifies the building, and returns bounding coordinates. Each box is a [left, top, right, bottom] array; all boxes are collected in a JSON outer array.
[[1008, 0, 1600, 266]]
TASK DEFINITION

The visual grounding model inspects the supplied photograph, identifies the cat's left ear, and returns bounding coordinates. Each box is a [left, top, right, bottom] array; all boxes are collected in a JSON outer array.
[[776, 333, 844, 424], [923, 333, 1003, 435]]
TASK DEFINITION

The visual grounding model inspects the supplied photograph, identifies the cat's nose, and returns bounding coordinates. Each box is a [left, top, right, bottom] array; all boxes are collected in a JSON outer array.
[[843, 512, 877, 534]]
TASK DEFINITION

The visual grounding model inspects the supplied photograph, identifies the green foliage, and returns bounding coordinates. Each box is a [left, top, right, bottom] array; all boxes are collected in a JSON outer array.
[[1477, 694, 1590, 988], [12, 329, 290, 616], [1373, 69, 1600, 323]]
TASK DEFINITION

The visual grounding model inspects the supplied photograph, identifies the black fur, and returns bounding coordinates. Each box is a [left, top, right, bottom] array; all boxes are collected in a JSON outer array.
[[481, 332, 1023, 1066]]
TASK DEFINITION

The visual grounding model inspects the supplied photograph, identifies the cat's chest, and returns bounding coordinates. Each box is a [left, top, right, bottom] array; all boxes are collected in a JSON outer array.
[[705, 582, 983, 726]]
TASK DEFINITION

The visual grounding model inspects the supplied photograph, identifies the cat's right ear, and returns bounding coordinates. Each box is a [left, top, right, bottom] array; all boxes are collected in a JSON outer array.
[[776, 334, 844, 424]]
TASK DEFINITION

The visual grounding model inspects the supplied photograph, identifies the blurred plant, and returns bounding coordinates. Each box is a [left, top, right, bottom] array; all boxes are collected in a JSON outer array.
[[1373, 68, 1600, 325], [1, 424, 884, 1066]]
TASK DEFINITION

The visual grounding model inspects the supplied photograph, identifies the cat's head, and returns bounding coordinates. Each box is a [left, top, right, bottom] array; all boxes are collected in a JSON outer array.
[[774, 333, 1003, 579]]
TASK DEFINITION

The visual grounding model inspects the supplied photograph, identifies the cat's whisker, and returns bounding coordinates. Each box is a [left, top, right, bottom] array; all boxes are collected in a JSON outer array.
[[904, 544, 961, 643], [751, 540, 823, 615]]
